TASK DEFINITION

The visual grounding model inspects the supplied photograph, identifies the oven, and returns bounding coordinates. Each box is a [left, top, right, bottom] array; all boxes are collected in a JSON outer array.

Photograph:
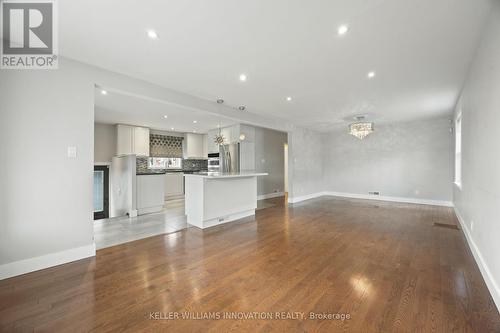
[[207, 153, 220, 172]]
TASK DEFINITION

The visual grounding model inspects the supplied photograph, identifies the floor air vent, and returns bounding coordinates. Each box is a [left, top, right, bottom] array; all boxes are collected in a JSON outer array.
[[433, 222, 460, 230]]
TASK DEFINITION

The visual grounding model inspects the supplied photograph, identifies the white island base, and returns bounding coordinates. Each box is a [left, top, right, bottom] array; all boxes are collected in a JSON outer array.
[[184, 172, 268, 229]]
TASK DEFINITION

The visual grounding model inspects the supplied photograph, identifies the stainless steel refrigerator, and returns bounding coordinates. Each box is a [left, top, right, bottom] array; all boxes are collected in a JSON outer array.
[[219, 143, 240, 173]]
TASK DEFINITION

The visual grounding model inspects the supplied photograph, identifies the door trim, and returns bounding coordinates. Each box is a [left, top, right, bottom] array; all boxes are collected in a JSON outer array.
[[94, 165, 109, 220]]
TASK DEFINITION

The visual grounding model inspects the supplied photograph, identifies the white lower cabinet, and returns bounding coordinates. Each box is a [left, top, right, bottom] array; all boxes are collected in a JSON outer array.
[[136, 174, 165, 215], [165, 172, 184, 199]]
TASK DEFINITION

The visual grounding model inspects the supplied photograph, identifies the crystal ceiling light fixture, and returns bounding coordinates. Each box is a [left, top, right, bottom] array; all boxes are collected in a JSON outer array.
[[349, 116, 374, 140]]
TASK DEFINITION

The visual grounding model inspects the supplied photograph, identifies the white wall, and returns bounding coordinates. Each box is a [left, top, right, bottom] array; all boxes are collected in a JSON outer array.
[[287, 127, 324, 202], [0, 59, 96, 278], [254, 126, 287, 197], [322, 117, 453, 204], [453, 1, 500, 310], [94, 123, 116, 163]]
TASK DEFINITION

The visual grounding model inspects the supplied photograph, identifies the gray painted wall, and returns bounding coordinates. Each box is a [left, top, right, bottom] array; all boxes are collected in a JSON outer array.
[[322, 117, 453, 202], [287, 127, 324, 200], [0, 59, 95, 266], [254, 126, 287, 196], [94, 123, 116, 163], [453, 1, 500, 309]]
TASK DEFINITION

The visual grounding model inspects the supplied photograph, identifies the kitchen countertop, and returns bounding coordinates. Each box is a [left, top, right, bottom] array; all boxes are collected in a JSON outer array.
[[136, 172, 167, 176], [137, 169, 208, 175], [184, 172, 268, 179]]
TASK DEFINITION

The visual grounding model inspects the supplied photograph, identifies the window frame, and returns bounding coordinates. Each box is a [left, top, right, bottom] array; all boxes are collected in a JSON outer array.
[[454, 113, 462, 189]]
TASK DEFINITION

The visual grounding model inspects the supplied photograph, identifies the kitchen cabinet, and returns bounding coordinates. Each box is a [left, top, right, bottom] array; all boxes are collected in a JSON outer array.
[[202, 134, 208, 158], [207, 129, 219, 154], [116, 125, 150, 156], [183, 133, 206, 159], [137, 174, 165, 215], [165, 172, 184, 199]]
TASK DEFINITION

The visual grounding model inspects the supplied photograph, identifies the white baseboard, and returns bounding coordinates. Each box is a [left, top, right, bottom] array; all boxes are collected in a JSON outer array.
[[258, 192, 284, 200], [288, 191, 453, 207], [288, 192, 326, 204], [324, 191, 454, 207], [0, 243, 96, 281], [454, 208, 500, 312]]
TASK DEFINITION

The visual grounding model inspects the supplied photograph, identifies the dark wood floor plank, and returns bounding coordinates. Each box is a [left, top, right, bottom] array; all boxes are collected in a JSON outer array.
[[1, 197, 499, 332]]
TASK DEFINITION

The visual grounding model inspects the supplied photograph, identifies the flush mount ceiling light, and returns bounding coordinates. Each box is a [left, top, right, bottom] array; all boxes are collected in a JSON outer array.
[[163, 115, 168, 119], [239, 74, 247, 82], [337, 25, 349, 36], [349, 116, 374, 140], [216, 98, 224, 104], [147, 29, 158, 40], [367, 71, 376, 79], [101, 90, 107, 95], [238, 105, 246, 111], [193, 120, 197, 124], [286, 96, 292, 101]]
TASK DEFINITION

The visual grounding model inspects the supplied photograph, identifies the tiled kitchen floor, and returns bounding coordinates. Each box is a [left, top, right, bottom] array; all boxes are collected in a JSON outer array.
[[94, 198, 280, 249], [93, 198, 187, 249]]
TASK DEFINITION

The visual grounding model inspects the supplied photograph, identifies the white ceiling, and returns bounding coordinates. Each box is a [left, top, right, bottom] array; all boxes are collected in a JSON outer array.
[[94, 88, 237, 134], [61, 0, 491, 131]]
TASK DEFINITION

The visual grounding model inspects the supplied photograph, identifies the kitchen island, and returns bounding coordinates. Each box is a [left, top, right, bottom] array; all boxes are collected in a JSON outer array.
[[184, 172, 268, 229]]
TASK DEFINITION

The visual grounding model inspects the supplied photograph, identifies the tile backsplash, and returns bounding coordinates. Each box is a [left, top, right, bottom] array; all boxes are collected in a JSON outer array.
[[182, 159, 208, 171], [136, 156, 207, 173]]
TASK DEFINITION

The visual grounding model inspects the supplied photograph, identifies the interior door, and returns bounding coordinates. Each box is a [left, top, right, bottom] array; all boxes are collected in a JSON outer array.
[[94, 165, 109, 220]]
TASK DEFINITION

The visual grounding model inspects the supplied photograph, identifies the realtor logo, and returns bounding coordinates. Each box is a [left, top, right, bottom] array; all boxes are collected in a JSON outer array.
[[1, 0, 58, 69]]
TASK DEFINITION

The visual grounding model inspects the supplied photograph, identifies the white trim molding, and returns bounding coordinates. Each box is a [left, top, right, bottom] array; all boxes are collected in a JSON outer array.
[[289, 191, 453, 207], [454, 208, 500, 312], [0, 243, 96, 280], [258, 192, 285, 200], [288, 192, 326, 204], [324, 191, 453, 207]]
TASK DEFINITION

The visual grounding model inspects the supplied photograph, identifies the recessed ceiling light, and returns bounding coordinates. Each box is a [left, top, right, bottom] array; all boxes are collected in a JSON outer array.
[[286, 96, 292, 101], [193, 130, 197, 133], [171, 127, 174, 130], [239, 74, 247, 82], [238, 106, 246, 111], [337, 25, 349, 36], [193, 120, 197, 123], [163, 115, 168, 119], [101, 90, 107, 95], [367, 71, 376, 79], [147, 29, 158, 40]]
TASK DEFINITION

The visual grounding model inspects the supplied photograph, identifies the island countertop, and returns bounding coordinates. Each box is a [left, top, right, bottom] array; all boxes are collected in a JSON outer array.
[[183, 172, 268, 179]]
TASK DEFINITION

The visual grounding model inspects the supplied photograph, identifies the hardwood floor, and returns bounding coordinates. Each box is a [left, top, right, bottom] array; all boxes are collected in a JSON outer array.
[[1, 197, 499, 332]]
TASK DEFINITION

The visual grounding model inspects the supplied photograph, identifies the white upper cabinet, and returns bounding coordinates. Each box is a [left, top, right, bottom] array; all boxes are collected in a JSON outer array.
[[116, 124, 150, 157], [183, 133, 206, 159], [207, 129, 219, 154], [133, 127, 150, 156], [202, 134, 208, 158]]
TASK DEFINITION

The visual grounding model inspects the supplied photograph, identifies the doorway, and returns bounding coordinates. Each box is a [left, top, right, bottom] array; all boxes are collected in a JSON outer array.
[[93, 165, 109, 220]]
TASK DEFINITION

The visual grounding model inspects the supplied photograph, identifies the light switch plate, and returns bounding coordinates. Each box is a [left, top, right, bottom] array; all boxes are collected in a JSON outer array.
[[67, 146, 77, 158]]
